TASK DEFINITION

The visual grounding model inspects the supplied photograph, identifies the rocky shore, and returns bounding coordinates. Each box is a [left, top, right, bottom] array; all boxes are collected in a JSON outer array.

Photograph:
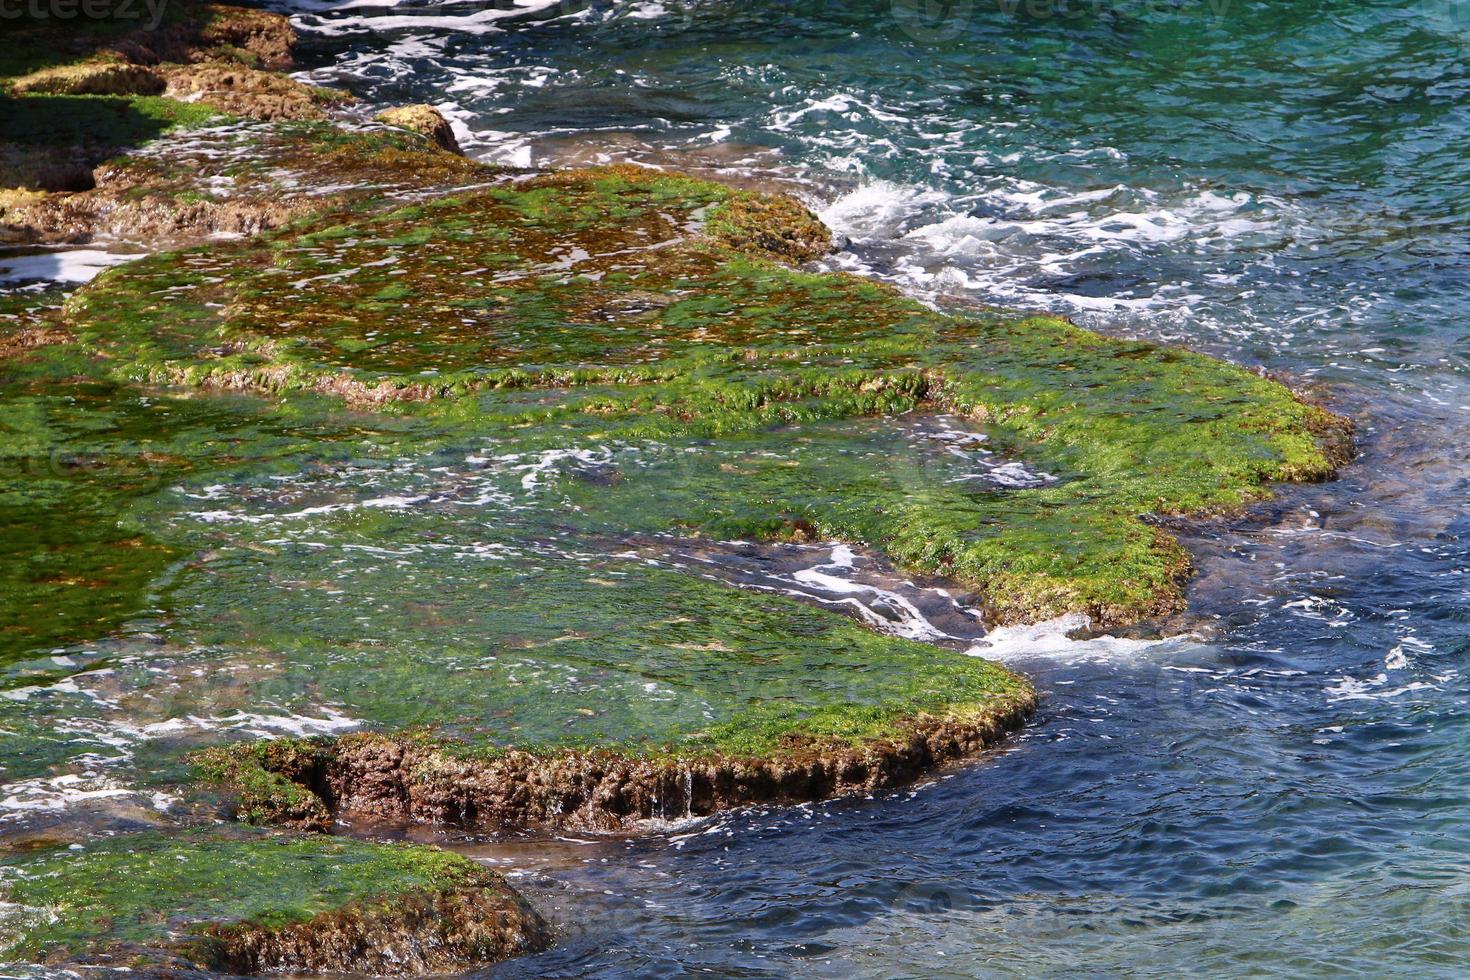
[[0, 2, 1352, 975]]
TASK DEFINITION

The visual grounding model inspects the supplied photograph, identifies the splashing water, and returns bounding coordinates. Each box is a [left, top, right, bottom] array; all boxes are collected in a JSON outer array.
[[8, 0, 1470, 974]]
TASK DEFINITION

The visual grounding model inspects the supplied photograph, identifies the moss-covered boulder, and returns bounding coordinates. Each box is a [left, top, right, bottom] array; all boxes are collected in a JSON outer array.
[[0, 828, 550, 975], [377, 104, 463, 155]]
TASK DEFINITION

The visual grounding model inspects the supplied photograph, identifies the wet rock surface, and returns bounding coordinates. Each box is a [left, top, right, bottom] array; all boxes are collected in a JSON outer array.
[[0, 827, 550, 975], [0, 10, 1354, 974], [1, 122, 490, 247], [0, 0, 350, 239], [377, 104, 465, 155]]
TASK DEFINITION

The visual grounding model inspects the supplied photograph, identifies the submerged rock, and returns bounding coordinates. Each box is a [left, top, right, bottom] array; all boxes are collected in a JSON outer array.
[[0, 828, 550, 975], [63, 164, 1351, 627]]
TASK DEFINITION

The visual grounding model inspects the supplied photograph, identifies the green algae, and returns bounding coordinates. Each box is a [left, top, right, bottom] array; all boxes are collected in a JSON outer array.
[[163, 530, 1026, 757], [193, 740, 331, 829], [87, 121, 487, 232], [0, 827, 515, 964], [0, 291, 428, 668], [0, 163, 1345, 849], [63, 165, 1349, 626]]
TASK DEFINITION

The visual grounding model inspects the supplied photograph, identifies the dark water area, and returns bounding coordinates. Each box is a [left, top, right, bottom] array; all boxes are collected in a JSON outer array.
[[5, 0, 1469, 975]]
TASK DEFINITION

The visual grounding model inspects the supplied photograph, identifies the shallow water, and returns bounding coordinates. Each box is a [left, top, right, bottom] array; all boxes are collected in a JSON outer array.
[[271, 0, 1470, 975], [7, 0, 1470, 974]]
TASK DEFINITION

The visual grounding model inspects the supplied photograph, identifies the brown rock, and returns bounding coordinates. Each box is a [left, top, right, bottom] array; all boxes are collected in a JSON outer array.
[[9, 62, 165, 97], [229, 693, 1037, 836], [162, 63, 352, 122], [0, 144, 95, 195], [204, 885, 552, 976], [109, 2, 298, 70], [376, 104, 464, 156]]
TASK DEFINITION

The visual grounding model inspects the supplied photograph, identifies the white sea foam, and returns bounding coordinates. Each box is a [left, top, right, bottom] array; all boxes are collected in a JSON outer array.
[[285, 0, 567, 36], [967, 614, 1177, 664], [816, 173, 1296, 322], [0, 772, 175, 823], [818, 180, 950, 243], [786, 544, 956, 642], [0, 249, 142, 286]]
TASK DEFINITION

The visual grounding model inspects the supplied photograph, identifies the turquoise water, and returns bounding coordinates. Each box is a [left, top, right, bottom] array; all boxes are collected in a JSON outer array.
[[1, 0, 1464, 975], [276, 1, 1470, 975]]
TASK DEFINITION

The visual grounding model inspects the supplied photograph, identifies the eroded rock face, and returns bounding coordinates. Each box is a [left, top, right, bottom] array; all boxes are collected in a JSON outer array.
[[202, 698, 1036, 834], [376, 104, 464, 155], [0, 829, 552, 976], [206, 885, 551, 976]]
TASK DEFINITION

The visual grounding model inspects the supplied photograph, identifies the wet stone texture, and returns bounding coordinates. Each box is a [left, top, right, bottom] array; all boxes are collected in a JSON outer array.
[[0, 0, 367, 243], [0, 157, 1349, 972], [1, 122, 491, 248], [0, 827, 550, 974]]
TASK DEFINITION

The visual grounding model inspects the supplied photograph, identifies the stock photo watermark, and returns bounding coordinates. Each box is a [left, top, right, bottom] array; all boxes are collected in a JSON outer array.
[[1421, 0, 1470, 51], [891, 0, 1241, 41], [6, 447, 171, 494], [0, 0, 169, 30]]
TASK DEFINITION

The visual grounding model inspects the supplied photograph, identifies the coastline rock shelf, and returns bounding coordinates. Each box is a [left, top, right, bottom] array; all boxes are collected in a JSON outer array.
[[66, 164, 1351, 627], [1, 43, 1349, 974], [0, 828, 549, 974]]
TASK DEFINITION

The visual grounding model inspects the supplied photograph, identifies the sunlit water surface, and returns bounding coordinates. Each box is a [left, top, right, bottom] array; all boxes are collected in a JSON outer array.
[[12, 0, 1470, 974]]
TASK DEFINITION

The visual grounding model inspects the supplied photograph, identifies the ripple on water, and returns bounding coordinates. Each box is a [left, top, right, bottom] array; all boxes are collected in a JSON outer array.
[[8, 0, 1470, 973]]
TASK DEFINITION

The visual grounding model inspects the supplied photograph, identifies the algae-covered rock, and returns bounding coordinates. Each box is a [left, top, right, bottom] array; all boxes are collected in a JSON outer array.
[[0, 0, 321, 215], [2, 122, 489, 246], [376, 104, 464, 155], [139, 2, 298, 70], [9, 61, 165, 97], [197, 693, 1035, 833], [0, 95, 223, 194], [705, 189, 832, 261], [64, 165, 1350, 627], [163, 63, 351, 122], [3, 161, 1346, 846], [0, 828, 550, 974], [193, 740, 333, 831], [0, 0, 296, 76]]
